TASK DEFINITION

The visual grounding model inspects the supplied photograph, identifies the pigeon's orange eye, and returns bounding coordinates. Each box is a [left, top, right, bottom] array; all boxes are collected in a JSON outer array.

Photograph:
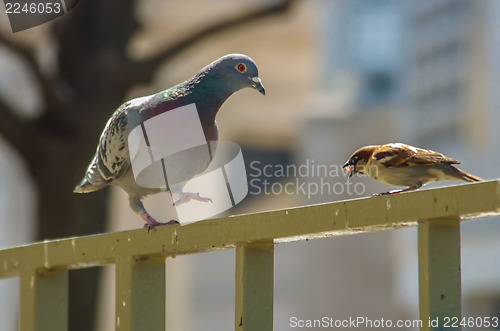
[[236, 63, 246, 73]]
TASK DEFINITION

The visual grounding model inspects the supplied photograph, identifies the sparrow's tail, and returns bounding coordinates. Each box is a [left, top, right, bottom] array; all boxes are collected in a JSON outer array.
[[446, 165, 483, 182]]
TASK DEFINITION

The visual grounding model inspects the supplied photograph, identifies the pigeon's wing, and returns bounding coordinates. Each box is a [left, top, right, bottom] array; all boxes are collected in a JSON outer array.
[[74, 108, 131, 193]]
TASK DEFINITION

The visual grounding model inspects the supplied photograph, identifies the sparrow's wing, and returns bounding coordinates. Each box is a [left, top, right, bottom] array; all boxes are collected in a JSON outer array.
[[373, 143, 460, 167], [407, 148, 460, 166], [372, 143, 416, 167]]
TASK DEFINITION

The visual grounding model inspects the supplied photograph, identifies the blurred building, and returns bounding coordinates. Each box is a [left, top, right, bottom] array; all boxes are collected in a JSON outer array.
[[296, 0, 411, 329], [401, 0, 500, 321], [298, 1, 500, 330], [322, 0, 403, 109]]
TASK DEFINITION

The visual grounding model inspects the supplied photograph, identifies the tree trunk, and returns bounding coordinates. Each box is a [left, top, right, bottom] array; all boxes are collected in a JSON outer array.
[[0, 1, 297, 329]]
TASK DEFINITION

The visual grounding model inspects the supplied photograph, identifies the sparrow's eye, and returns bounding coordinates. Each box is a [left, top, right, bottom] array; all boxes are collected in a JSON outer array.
[[236, 63, 246, 73]]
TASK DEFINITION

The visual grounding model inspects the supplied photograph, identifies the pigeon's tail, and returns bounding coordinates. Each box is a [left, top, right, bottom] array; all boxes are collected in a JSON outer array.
[[446, 165, 483, 182], [73, 178, 105, 193]]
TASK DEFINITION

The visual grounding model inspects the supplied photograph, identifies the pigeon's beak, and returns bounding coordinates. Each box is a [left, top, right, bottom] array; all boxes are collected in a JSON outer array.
[[250, 76, 265, 95]]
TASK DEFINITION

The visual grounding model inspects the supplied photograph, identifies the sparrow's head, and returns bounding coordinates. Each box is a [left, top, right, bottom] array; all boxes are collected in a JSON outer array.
[[343, 145, 379, 178]]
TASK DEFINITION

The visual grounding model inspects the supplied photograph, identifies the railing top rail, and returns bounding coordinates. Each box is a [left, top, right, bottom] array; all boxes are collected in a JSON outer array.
[[1, 180, 499, 279]]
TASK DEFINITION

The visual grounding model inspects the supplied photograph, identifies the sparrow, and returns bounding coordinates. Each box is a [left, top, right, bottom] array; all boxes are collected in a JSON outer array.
[[343, 143, 482, 194], [74, 54, 265, 229]]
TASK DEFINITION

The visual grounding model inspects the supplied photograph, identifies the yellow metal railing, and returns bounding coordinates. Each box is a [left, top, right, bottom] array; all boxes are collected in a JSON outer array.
[[1, 180, 499, 331]]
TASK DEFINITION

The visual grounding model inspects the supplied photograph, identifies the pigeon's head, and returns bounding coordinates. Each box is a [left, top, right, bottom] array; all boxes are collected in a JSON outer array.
[[209, 54, 265, 96]]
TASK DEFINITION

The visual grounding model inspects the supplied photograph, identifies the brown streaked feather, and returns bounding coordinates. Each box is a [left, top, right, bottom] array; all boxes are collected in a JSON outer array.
[[405, 149, 460, 166], [374, 143, 460, 167], [372, 143, 416, 167]]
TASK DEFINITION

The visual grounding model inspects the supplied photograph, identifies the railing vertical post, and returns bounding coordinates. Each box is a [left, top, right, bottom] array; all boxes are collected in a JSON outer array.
[[235, 242, 274, 331], [20, 268, 68, 331], [115, 256, 166, 331], [418, 217, 461, 331]]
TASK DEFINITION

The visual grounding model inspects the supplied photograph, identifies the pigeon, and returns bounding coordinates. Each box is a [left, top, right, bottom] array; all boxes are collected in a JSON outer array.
[[74, 54, 265, 229], [343, 143, 482, 195]]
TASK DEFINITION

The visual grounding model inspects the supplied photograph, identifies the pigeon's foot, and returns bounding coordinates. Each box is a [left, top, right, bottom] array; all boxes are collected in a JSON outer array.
[[173, 192, 213, 206], [141, 212, 179, 232]]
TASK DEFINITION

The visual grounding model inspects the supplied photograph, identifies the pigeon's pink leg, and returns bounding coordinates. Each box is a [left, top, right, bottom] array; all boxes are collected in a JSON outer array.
[[129, 195, 178, 231], [140, 212, 178, 231], [173, 192, 213, 206]]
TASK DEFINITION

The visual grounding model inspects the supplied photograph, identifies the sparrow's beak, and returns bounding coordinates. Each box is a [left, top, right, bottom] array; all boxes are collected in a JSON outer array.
[[250, 76, 265, 95], [343, 161, 355, 179]]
